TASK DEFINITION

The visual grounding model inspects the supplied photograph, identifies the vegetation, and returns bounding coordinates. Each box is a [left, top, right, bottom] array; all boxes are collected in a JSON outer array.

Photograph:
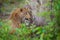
[[0, 0, 60, 40]]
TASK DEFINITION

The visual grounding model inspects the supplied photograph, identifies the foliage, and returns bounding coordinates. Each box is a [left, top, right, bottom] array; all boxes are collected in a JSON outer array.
[[53, 0, 60, 40], [0, 19, 55, 40], [0, 0, 25, 15], [0, 0, 60, 40]]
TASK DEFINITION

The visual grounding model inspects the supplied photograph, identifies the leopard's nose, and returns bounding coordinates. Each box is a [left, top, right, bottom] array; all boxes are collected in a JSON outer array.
[[25, 18, 29, 20]]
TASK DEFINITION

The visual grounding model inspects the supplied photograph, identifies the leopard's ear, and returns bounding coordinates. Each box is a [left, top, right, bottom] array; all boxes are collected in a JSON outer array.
[[20, 8, 23, 12]]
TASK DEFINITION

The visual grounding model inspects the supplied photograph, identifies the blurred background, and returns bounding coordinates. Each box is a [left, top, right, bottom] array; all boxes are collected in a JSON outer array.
[[0, 0, 60, 40]]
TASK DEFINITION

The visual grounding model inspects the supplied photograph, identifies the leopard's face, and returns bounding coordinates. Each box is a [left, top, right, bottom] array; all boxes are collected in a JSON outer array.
[[20, 8, 32, 26]]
